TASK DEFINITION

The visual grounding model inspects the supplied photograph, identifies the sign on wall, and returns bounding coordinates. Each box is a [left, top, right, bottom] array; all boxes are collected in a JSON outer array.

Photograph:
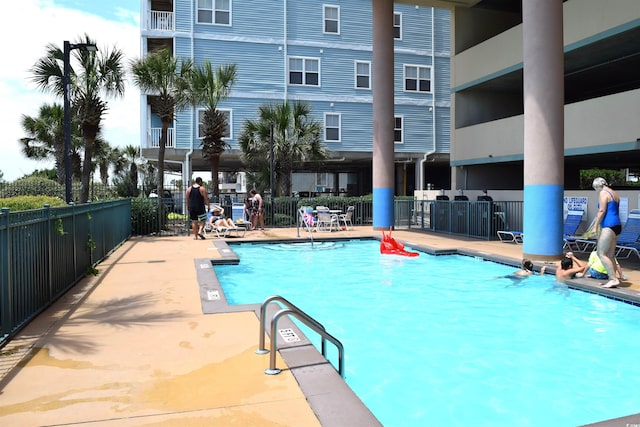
[[563, 196, 588, 218]]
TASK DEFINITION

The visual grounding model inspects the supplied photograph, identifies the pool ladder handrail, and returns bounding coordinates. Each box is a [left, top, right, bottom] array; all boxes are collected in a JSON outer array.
[[296, 207, 314, 246], [256, 295, 344, 377]]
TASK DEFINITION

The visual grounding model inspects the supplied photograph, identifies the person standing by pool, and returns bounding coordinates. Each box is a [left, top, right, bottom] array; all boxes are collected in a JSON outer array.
[[250, 189, 265, 231], [186, 177, 210, 240], [587, 177, 621, 288]]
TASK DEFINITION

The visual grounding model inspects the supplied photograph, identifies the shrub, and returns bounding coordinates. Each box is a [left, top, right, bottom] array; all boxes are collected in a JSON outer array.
[[88, 182, 118, 201], [0, 195, 66, 211], [579, 169, 626, 189], [4, 177, 64, 198], [131, 197, 163, 235]]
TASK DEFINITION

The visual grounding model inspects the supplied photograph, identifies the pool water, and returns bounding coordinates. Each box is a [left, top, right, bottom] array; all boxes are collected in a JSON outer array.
[[214, 240, 640, 427]]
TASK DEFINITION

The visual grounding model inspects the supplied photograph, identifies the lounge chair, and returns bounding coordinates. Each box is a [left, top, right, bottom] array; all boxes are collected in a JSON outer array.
[[574, 209, 640, 258], [497, 230, 523, 244], [496, 211, 523, 243], [613, 209, 640, 259], [203, 211, 246, 238], [562, 210, 585, 250], [231, 202, 252, 231]]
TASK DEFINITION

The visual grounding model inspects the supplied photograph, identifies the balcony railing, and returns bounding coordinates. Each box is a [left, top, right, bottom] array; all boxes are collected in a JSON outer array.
[[148, 127, 175, 148], [147, 10, 173, 31]]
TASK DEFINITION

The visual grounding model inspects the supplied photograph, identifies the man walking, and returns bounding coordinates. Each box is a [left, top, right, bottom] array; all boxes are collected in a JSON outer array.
[[186, 177, 210, 239]]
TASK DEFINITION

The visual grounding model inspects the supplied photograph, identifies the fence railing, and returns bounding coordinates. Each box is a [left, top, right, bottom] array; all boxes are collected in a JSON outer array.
[[0, 200, 131, 344], [0, 196, 523, 345], [151, 196, 523, 241], [405, 200, 524, 240]]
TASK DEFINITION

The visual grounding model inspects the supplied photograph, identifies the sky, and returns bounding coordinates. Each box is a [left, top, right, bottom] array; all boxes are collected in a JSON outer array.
[[0, 0, 140, 182]]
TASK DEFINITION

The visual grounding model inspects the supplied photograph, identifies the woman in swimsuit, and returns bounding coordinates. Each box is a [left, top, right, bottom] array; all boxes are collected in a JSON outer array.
[[589, 177, 621, 288]]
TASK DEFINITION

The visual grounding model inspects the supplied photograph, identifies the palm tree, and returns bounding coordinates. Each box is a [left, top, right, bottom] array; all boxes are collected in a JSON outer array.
[[20, 103, 84, 185], [184, 62, 237, 198], [238, 100, 327, 196], [30, 35, 126, 203], [94, 142, 124, 185], [122, 145, 143, 197], [19, 103, 65, 184], [130, 49, 193, 203]]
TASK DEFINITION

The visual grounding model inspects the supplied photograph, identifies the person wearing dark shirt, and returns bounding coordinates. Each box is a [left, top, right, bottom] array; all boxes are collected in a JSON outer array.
[[186, 177, 210, 240]]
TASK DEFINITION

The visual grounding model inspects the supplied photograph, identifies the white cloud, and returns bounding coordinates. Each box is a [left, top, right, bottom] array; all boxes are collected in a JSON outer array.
[[1, 0, 140, 181]]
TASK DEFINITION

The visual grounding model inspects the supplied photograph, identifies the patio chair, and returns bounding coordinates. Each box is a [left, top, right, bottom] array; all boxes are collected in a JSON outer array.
[[316, 207, 340, 232], [338, 206, 355, 230]]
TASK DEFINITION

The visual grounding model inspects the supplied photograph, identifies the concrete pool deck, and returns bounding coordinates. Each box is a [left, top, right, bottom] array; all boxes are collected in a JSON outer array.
[[1, 227, 639, 426]]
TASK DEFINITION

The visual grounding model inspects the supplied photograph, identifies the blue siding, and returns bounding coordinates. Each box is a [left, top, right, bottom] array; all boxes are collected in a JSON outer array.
[[434, 56, 451, 104], [434, 8, 451, 54], [193, 39, 284, 94], [397, 105, 434, 152], [174, 0, 191, 33], [143, 0, 452, 163], [174, 36, 191, 59], [175, 109, 192, 149], [435, 107, 451, 152], [395, 4, 433, 52]]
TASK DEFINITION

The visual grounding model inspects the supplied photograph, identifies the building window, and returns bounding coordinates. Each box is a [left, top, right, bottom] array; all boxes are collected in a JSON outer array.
[[323, 5, 340, 34], [404, 65, 431, 92], [198, 108, 232, 139], [325, 113, 341, 142], [289, 57, 320, 86], [197, 0, 231, 25], [394, 116, 403, 143], [394, 12, 402, 40], [354, 61, 371, 89]]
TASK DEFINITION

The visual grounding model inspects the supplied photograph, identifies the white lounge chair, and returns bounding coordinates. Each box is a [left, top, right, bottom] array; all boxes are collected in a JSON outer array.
[[203, 210, 246, 238]]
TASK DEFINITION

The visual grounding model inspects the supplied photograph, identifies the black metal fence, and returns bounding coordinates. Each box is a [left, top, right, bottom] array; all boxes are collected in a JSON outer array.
[[404, 200, 524, 240], [146, 196, 524, 241], [0, 200, 131, 344]]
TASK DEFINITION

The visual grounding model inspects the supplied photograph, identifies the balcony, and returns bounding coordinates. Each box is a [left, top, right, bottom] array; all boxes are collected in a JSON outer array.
[[147, 127, 175, 148], [147, 10, 173, 31]]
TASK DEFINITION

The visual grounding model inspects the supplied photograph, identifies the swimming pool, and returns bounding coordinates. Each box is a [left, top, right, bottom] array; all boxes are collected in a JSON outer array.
[[214, 240, 640, 427]]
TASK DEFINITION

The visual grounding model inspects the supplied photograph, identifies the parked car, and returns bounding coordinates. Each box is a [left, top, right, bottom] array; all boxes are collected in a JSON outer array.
[[149, 189, 178, 212]]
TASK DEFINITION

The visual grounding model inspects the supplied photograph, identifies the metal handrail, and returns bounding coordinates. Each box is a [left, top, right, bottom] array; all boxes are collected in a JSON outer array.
[[256, 295, 344, 377]]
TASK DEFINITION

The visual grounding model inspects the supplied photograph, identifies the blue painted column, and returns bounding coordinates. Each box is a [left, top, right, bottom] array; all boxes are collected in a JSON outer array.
[[372, 0, 394, 229], [522, 0, 564, 260]]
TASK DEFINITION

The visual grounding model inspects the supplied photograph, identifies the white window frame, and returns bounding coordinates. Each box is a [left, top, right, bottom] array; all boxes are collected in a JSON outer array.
[[354, 60, 371, 90], [324, 112, 341, 142], [394, 115, 403, 144], [323, 4, 340, 35], [393, 12, 402, 40], [404, 65, 432, 93], [196, 0, 232, 26], [198, 108, 232, 139], [288, 56, 320, 86]]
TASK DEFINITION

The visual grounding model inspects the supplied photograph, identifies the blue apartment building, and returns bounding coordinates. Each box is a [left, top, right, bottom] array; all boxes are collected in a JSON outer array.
[[140, 0, 451, 196]]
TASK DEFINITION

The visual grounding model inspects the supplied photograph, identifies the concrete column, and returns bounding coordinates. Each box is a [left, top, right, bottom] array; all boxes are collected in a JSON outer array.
[[372, 0, 395, 229], [522, 0, 564, 260]]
